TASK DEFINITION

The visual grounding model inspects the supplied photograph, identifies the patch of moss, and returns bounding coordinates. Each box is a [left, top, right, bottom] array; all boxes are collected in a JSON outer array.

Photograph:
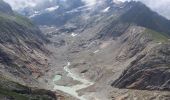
[[0, 12, 34, 28], [13, 13, 35, 28], [0, 76, 56, 100], [144, 28, 169, 43], [0, 88, 29, 100]]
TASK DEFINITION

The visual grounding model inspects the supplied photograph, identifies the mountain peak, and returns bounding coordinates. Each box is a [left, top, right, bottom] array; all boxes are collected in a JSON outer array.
[[119, 1, 170, 35], [0, 0, 13, 14]]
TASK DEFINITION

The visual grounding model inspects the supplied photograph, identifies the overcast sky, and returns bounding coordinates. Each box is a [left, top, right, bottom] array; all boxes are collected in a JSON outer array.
[[3, 0, 170, 19]]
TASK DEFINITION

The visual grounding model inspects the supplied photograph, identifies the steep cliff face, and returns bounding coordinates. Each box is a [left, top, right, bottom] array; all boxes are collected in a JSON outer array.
[[98, 1, 170, 91], [112, 43, 170, 90], [0, 0, 50, 84], [0, 1, 70, 99], [0, 0, 65, 99]]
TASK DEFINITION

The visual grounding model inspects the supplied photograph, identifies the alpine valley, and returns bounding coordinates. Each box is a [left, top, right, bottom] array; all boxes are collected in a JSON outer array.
[[0, 0, 170, 100]]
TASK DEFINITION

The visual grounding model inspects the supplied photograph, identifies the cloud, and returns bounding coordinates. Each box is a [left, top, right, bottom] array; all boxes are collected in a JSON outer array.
[[4, 0, 38, 10], [3, 0, 52, 10]]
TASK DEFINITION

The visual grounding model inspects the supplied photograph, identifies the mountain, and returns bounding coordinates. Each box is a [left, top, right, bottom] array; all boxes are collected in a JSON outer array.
[[30, 0, 170, 100], [0, 0, 13, 14], [6, 0, 170, 99], [30, 0, 170, 36], [0, 0, 69, 99], [0, 0, 48, 82], [112, 43, 170, 90], [118, 1, 170, 35], [99, 1, 170, 91], [0, 74, 57, 100], [26, 0, 85, 26]]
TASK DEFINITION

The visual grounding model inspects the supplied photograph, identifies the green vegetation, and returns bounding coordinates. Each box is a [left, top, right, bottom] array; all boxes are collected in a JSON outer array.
[[0, 0, 34, 28], [13, 13, 35, 28], [0, 76, 56, 100], [144, 28, 169, 43], [0, 88, 28, 100], [0, 12, 34, 28]]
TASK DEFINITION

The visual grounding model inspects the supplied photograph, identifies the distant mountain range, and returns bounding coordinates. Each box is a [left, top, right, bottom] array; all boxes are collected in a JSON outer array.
[[21, 0, 170, 36]]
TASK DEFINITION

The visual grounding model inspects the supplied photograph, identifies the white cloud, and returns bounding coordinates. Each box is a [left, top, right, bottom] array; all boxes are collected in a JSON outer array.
[[45, 6, 59, 12], [3, 0, 51, 10], [4, 0, 38, 10]]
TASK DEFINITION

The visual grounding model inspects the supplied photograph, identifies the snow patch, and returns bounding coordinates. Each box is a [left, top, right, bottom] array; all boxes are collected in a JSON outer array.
[[34, 11, 39, 14], [158, 42, 162, 45], [94, 50, 99, 54], [71, 33, 78, 37], [113, 0, 122, 4], [29, 13, 41, 18], [102, 7, 110, 13], [45, 6, 59, 12]]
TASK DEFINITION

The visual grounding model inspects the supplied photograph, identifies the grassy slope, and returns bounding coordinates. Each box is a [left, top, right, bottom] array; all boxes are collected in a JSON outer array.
[[0, 12, 34, 28], [144, 28, 169, 43], [0, 75, 57, 100]]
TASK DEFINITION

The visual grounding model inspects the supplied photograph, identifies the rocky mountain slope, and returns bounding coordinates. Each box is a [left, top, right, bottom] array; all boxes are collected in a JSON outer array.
[[32, 0, 170, 99], [8, 0, 170, 99], [0, 0, 72, 99], [112, 43, 170, 90], [0, 0, 48, 84]]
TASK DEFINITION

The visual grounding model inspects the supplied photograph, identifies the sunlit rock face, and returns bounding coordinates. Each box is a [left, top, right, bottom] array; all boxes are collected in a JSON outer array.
[[0, 0, 49, 85]]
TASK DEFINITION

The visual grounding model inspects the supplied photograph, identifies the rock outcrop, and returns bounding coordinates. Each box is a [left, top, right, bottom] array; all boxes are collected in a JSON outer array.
[[112, 43, 170, 90], [0, 0, 50, 84]]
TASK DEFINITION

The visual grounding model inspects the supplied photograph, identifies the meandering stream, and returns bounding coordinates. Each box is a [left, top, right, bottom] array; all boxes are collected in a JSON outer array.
[[53, 62, 94, 100]]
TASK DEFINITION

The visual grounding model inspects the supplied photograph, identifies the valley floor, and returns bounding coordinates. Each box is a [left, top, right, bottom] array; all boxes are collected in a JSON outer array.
[[38, 26, 170, 100]]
